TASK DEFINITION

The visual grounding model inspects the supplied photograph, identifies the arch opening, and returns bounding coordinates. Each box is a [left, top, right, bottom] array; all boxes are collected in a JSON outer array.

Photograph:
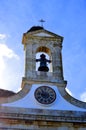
[[36, 46, 52, 72]]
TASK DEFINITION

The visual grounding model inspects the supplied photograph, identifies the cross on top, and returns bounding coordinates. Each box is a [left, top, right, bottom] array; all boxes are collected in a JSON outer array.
[[39, 19, 45, 27]]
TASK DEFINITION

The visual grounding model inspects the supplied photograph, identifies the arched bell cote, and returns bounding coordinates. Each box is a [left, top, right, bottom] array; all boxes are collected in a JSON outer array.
[[22, 26, 64, 83], [36, 46, 52, 72]]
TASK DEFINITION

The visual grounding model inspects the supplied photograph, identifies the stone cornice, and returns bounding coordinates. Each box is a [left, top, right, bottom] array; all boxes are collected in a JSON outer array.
[[0, 107, 86, 123]]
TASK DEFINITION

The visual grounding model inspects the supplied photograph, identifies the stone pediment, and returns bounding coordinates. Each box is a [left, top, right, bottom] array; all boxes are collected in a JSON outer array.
[[27, 29, 63, 38], [22, 28, 63, 44], [32, 32, 55, 37]]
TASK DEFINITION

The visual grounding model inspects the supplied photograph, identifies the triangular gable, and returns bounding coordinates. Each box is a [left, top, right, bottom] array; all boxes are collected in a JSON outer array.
[[26, 29, 63, 39], [33, 32, 54, 37], [22, 29, 63, 44]]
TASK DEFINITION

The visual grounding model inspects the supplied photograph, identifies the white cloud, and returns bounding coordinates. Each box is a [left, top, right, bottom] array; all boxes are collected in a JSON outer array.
[[0, 34, 7, 40], [0, 43, 21, 92], [80, 92, 86, 102], [0, 44, 19, 59], [0, 43, 19, 73]]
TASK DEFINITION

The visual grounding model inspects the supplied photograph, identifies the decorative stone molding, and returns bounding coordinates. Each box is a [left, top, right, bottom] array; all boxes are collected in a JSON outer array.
[[0, 83, 31, 104], [58, 86, 86, 109], [0, 107, 86, 123]]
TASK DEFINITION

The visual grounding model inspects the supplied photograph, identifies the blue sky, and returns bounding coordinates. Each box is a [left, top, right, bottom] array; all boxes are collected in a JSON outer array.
[[0, 0, 86, 102]]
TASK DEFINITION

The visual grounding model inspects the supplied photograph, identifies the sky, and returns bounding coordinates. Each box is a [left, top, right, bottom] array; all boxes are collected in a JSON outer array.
[[0, 0, 86, 102]]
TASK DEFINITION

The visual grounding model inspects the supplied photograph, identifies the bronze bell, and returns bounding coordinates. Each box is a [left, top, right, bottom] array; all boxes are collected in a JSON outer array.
[[36, 54, 51, 72]]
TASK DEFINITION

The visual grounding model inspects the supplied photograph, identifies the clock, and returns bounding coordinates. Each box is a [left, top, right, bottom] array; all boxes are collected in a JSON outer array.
[[34, 86, 56, 105]]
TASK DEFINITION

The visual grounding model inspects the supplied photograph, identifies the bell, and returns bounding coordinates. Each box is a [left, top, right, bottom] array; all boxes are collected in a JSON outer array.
[[38, 66, 49, 72], [36, 54, 51, 72]]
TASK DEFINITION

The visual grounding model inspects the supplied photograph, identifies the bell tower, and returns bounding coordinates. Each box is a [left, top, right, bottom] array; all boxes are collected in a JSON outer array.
[[22, 26, 66, 93], [20, 25, 68, 106]]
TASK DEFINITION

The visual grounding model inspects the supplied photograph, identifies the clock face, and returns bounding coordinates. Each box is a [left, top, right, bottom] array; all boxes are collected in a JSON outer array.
[[34, 86, 56, 105]]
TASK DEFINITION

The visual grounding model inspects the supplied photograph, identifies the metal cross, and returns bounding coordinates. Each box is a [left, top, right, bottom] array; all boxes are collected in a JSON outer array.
[[39, 19, 45, 27]]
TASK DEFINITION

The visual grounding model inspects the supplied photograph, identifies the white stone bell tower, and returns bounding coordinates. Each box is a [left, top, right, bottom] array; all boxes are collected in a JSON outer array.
[[22, 26, 66, 92]]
